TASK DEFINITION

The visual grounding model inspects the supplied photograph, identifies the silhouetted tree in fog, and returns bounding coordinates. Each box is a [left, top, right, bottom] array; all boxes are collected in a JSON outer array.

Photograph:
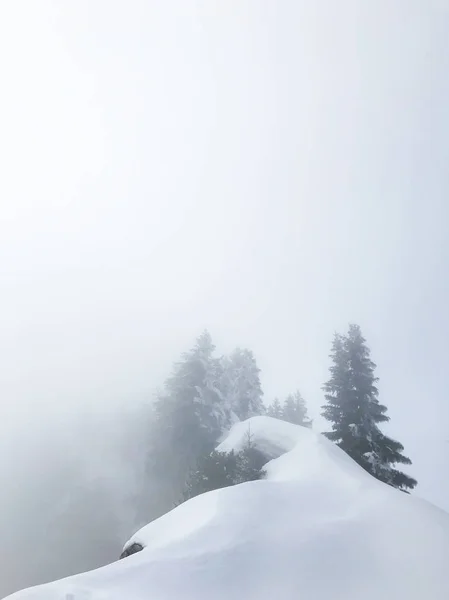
[[321, 324, 417, 492], [146, 331, 234, 516]]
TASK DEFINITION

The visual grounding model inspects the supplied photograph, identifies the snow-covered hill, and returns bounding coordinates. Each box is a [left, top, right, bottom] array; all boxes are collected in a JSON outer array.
[[6, 417, 449, 600]]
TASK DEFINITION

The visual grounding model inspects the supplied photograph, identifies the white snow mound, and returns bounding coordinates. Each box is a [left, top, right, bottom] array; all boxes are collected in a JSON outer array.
[[6, 416, 449, 600], [217, 414, 304, 458]]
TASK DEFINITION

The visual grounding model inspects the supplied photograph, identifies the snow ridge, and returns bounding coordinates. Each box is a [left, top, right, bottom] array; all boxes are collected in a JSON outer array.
[[6, 417, 449, 600]]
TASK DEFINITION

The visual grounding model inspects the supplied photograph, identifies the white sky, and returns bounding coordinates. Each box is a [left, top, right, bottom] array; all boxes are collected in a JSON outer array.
[[0, 0, 448, 593]]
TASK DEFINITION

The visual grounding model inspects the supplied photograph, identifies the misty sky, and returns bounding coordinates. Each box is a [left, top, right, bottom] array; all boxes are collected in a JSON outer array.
[[1, 0, 449, 594]]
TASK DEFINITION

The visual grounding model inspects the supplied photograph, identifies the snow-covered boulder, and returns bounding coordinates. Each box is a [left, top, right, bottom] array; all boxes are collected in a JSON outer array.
[[6, 417, 449, 600]]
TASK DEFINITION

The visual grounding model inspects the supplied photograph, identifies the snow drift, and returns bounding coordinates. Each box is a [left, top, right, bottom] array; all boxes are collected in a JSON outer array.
[[6, 417, 449, 600]]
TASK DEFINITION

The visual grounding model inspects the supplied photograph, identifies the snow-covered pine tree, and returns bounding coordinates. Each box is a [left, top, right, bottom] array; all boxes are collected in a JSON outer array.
[[282, 391, 313, 427], [267, 398, 283, 418], [363, 434, 417, 491], [221, 348, 265, 421], [321, 324, 417, 492], [147, 331, 234, 516]]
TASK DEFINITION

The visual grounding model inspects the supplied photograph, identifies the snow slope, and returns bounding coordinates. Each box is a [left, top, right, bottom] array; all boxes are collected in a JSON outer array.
[[6, 417, 449, 600]]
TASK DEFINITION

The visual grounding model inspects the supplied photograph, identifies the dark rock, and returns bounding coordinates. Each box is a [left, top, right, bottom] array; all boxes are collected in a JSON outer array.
[[119, 542, 144, 560]]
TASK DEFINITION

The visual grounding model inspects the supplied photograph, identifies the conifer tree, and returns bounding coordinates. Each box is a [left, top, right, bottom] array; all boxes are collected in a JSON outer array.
[[221, 348, 265, 421], [267, 393, 312, 427], [148, 331, 234, 514], [282, 391, 313, 428], [181, 450, 238, 502], [181, 427, 267, 503], [233, 427, 267, 484], [267, 398, 283, 418], [322, 324, 417, 492]]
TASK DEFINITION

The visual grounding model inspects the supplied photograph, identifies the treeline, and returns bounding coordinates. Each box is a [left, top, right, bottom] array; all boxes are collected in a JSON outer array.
[[141, 325, 416, 523]]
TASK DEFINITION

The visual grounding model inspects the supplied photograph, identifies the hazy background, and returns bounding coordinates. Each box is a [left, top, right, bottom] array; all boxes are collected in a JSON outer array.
[[1, 0, 448, 596]]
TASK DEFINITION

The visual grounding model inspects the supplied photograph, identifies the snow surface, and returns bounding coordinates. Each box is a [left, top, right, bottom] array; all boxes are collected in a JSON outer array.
[[6, 417, 449, 600], [217, 414, 303, 458]]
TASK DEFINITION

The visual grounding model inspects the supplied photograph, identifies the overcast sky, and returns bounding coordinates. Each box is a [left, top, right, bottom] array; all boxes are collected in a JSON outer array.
[[1, 0, 448, 594]]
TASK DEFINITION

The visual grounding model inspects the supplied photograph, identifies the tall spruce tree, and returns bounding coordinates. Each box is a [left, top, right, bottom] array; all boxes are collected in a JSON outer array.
[[147, 331, 234, 516], [322, 324, 417, 492], [221, 348, 265, 421]]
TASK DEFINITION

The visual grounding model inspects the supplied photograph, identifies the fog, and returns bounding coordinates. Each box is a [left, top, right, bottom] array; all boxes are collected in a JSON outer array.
[[1, 1, 448, 596]]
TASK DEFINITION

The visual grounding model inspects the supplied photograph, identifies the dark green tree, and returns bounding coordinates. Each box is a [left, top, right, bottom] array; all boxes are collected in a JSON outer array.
[[322, 324, 417, 492]]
